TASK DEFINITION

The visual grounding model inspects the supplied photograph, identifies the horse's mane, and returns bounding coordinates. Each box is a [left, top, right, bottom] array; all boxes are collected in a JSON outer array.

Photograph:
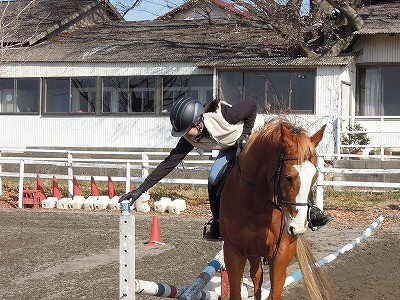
[[242, 118, 316, 164]]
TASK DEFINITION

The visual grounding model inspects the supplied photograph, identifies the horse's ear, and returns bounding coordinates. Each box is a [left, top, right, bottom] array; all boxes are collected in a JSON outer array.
[[310, 124, 326, 146]]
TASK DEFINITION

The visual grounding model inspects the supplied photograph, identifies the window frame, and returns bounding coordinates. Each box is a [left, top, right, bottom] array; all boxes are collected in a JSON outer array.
[[0, 78, 40, 114], [218, 69, 316, 114]]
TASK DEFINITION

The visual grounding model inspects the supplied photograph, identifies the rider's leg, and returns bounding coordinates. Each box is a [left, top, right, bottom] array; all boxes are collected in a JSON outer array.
[[203, 148, 236, 241], [307, 191, 333, 229]]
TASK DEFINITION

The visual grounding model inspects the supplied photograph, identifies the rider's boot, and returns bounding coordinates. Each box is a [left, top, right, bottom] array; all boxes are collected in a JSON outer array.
[[203, 185, 222, 241], [308, 205, 333, 230]]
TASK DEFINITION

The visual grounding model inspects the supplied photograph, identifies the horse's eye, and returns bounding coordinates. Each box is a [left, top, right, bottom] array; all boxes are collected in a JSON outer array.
[[285, 175, 293, 183]]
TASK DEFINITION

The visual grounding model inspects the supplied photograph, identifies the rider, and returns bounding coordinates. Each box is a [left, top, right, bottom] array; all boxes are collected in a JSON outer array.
[[119, 97, 332, 241]]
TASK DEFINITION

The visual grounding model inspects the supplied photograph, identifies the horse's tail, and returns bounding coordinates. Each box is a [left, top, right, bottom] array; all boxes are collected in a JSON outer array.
[[295, 236, 334, 300]]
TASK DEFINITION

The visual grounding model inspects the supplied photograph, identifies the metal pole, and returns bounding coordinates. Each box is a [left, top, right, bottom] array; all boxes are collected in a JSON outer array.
[[315, 156, 324, 210], [0, 151, 2, 196], [120, 200, 135, 300], [18, 160, 25, 208], [67, 151, 73, 197], [126, 162, 131, 193]]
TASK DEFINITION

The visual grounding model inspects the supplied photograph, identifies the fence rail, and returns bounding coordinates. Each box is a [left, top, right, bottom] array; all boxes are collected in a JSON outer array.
[[1, 149, 399, 210]]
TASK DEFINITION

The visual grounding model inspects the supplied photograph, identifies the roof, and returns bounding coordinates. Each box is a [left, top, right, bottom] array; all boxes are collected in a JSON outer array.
[[355, 1, 400, 34], [157, 0, 250, 20], [0, 0, 122, 45], [6, 19, 292, 63], [4, 18, 356, 67]]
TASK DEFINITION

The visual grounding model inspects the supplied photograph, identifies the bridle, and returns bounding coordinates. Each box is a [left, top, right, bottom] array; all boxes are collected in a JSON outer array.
[[236, 148, 314, 264], [237, 148, 309, 213]]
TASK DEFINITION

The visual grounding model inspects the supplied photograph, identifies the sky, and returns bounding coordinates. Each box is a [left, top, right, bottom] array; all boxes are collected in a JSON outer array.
[[111, 1, 186, 21]]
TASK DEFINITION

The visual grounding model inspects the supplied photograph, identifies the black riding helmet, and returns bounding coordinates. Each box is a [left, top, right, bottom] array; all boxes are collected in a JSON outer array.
[[170, 97, 205, 137]]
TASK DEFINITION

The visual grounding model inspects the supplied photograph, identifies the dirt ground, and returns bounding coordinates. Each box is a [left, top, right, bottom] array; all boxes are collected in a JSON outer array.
[[0, 205, 399, 300]]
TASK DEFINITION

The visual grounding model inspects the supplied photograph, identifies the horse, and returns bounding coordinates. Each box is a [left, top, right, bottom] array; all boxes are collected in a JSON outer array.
[[219, 119, 332, 300]]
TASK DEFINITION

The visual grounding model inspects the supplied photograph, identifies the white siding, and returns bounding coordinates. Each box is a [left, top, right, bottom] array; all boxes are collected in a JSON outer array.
[[353, 34, 400, 63], [0, 62, 213, 78], [0, 115, 178, 149]]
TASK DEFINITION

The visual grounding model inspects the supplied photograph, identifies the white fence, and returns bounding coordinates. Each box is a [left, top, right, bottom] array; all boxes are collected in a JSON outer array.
[[338, 116, 400, 154], [1, 149, 399, 210]]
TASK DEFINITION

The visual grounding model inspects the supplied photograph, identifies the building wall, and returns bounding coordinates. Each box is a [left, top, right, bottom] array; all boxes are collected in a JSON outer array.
[[0, 62, 349, 152], [353, 34, 400, 63]]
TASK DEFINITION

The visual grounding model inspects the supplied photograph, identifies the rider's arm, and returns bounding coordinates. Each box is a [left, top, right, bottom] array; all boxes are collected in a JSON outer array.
[[139, 137, 194, 191], [221, 99, 257, 135]]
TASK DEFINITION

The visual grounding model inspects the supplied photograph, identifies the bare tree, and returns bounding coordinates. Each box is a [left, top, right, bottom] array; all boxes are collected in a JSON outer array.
[[232, 0, 365, 57], [0, 0, 38, 62], [117, 0, 365, 57]]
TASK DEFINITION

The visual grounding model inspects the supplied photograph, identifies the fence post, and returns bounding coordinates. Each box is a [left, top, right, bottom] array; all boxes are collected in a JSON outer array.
[[67, 151, 73, 197], [0, 151, 2, 196], [126, 162, 131, 193], [18, 160, 25, 208], [315, 156, 324, 211], [119, 201, 135, 300], [141, 154, 149, 179]]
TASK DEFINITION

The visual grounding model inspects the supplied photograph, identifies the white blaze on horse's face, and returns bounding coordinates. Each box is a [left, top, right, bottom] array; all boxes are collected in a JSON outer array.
[[285, 160, 316, 236]]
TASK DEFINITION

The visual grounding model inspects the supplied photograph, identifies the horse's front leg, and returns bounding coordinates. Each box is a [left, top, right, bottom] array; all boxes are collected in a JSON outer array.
[[248, 255, 263, 300], [268, 239, 297, 300], [223, 241, 246, 300]]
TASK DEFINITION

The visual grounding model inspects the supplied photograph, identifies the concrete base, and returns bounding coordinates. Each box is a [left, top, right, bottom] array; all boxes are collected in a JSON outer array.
[[108, 196, 120, 210], [154, 197, 172, 213], [83, 196, 99, 210], [135, 193, 151, 213], [95, 196, 110, 210], [56, 198, 70, 209], [166, 198, 186, 215], [41, 197, 58, 209], [68, 196, 85, 209]]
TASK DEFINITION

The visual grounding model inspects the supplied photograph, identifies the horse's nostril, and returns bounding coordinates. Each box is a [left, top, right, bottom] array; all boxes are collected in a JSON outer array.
[[289, 226, 295, 236]]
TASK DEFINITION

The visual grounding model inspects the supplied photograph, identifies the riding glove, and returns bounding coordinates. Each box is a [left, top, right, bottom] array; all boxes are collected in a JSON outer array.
[[236, 133, 249, 149], [118, 187, 145, 206]]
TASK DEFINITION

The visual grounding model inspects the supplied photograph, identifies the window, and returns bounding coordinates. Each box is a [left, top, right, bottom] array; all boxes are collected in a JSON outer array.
[[357, 66, 400, 116], [163, 75, 213, 112], [102, 77, 155, 113], [71, 78, 96, 113], [46, 78, 71, 113], [219, 70, 315, 113], [0, 78, 39, 113], [103, 77, 128, 113], [129, 77, 155, 113]]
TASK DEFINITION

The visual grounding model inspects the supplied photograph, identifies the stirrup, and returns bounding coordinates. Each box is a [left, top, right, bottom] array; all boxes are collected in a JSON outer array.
[[203, 219, 222, 242]]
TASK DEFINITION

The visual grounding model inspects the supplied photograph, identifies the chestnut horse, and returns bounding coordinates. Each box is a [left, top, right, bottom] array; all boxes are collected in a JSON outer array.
[[220, 120, 332, 300]]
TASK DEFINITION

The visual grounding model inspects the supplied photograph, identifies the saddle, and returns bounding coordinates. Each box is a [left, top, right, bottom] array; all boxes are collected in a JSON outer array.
[[212, 157, 236, 198]]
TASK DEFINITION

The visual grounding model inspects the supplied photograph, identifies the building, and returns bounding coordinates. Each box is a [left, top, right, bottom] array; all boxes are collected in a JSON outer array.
[[0, 0, 399, 153]]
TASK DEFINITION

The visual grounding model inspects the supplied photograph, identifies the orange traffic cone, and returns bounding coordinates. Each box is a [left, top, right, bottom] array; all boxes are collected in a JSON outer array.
[[52, 176, 62, 199], [146, 215, 163, 246], [108, 176, 115, 198], [90, 176, 100, 196], [73, 176, 82, 196], [36, 174, 46, 198]]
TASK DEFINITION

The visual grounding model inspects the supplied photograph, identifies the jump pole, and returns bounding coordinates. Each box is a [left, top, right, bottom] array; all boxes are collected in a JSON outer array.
[[136, 279, 219, 299], [178, 249, 224, 300], [120, 200, 135, 300]]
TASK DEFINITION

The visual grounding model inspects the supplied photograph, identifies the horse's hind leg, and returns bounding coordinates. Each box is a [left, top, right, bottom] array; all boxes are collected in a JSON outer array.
[[223, 241, 246, 300], [248, 255, 263, 300]]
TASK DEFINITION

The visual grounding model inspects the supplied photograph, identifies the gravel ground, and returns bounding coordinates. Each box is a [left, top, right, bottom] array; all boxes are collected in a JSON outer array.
[[0, 205, 399, 300]]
